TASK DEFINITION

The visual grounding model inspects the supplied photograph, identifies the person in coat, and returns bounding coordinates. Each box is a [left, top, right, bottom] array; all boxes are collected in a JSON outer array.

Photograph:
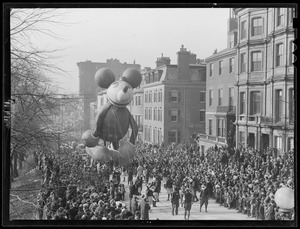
[[199, 184, 210, 213], [184, 188, 193, 220], [171, 186, 180, 215], [140, 196, 151, 220]]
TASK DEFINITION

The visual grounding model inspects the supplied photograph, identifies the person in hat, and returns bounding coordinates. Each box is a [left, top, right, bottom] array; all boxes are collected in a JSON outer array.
[[53, 207, 67, 220], [199, 184, 209, 213], [184, 187, 193, 220]]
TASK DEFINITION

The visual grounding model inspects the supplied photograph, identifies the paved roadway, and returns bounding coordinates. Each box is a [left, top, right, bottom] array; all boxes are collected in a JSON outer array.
[[117, 174, 256, 221]]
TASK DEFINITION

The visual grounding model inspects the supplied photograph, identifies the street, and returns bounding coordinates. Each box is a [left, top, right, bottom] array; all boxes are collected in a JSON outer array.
[[118, 175, 256, 221]]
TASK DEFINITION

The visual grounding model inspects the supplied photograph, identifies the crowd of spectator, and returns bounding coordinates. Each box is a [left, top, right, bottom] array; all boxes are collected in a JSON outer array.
[[34, 141, 294, 221]]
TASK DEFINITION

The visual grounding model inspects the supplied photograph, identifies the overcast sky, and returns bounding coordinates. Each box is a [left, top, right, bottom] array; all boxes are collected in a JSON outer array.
[[20, 8, 231, 94]]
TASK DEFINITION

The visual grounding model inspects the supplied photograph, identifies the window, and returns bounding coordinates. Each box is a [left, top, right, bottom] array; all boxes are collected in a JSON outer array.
[[241, 20, 247, 39], [276, 43, 284, 67], [252, 17, 263, 36], [208, 119, 213, 135], [251, 51, 262, 71], [277, 8, 284, 26], [170, 110, 179, 122], [145, 91, 148, 103], [154, 107, 157, 121], [200, 91, 206, 102], [154, 90, 157, 102], [218, 88, 223, 106], [240, 92, 245, 114], [250, 91, 261, 114], [209, 90, 214, 107], [170, 91, 179, 103], [158, 108, 162, 121], [199, 110, 205, 122], [229, 88, 234, 107], [153, 128, 157, 143], [145, 108, 148, 120], [275, 89, 283, 122], [229, 57, 234, 73], [289, 88, 294, 122], [149, 107, 152, 120], [168, 130, 180, 143], [219, 61, 223, 75], [217, 119, 225, 137], [289, 41, 294, 66], [158, 128, 162, 144], [149, 91, 152, 103], [158, 89, 162, 102], [241, 53, 246, 73], [209, 63, 213, 77]]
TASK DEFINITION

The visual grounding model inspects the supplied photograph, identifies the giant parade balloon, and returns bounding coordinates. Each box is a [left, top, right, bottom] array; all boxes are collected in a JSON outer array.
[[81, 130, 99, 148], [85, 145, 111, 163], [274, 186, 294, 210], [95, 68, 115, 89]]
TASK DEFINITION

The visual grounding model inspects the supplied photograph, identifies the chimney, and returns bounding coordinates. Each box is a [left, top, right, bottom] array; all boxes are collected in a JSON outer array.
[[156, 53, 171, 67], [177, 45, 191, 79]]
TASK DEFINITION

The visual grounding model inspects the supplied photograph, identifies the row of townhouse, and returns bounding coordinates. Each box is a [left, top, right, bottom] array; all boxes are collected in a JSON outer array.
[[198, 7, 295, 155]]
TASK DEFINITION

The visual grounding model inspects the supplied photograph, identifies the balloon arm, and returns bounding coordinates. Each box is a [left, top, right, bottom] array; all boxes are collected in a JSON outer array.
[[92, 102, 112, 137], [129, 114, 138, 145]]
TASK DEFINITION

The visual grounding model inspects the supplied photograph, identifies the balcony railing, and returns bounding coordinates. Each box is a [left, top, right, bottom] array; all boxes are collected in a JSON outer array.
[[238, 115, 294, 128], [217, 106, 236, 113], [196, 134, 227, 145]]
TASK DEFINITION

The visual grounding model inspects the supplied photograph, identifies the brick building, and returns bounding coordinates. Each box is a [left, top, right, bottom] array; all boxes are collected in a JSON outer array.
[[197, 14, 238, 154], [142, 46, 206, 146]]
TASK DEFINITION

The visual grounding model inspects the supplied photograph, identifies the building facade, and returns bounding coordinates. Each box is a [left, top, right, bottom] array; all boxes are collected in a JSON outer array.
[[142, 46, 206, 146], [77, 59, 141, 132], [234, 8, 295, 153], [197, 15, 238, 154]]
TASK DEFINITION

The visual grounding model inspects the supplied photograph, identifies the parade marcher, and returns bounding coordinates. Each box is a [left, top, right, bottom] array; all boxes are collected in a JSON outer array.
[[140, 196, 151, 220], [199, 184, 209, 213], [171, 186, 180, 216], [184, 188, 193, 220], [165, 175, 173, 201]]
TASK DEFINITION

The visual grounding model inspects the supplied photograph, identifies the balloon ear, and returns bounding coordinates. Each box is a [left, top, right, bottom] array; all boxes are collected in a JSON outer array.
[[95, 68, 116, 89], [121, 68, 142, 88]]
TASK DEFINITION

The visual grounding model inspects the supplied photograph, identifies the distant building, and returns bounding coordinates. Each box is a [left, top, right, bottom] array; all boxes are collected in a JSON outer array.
[[77, 59, 141, 132], [142, 46, 206, 146], [233, 8, 295, 153], [197, 14, 238, 154]]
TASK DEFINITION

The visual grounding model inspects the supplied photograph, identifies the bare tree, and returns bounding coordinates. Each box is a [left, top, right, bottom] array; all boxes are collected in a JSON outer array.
[[9, 8, 70, 181]]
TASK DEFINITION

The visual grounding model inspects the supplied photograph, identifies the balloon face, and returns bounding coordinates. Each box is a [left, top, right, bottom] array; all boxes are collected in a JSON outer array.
[[82, 130, 99, 147], [95, 68, 116, 89], [107, 81, 133, 107]]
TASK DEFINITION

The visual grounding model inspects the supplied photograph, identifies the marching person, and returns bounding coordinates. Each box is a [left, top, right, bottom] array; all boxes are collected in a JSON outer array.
[[140, 195, 151, 220], [199, 184, 209, 213], [184, 188, 193, 220], [171, 186, 180, 216]]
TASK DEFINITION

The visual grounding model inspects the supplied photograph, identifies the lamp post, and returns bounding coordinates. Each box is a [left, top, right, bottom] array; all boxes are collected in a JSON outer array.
[[274, 186, 294, 220]]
